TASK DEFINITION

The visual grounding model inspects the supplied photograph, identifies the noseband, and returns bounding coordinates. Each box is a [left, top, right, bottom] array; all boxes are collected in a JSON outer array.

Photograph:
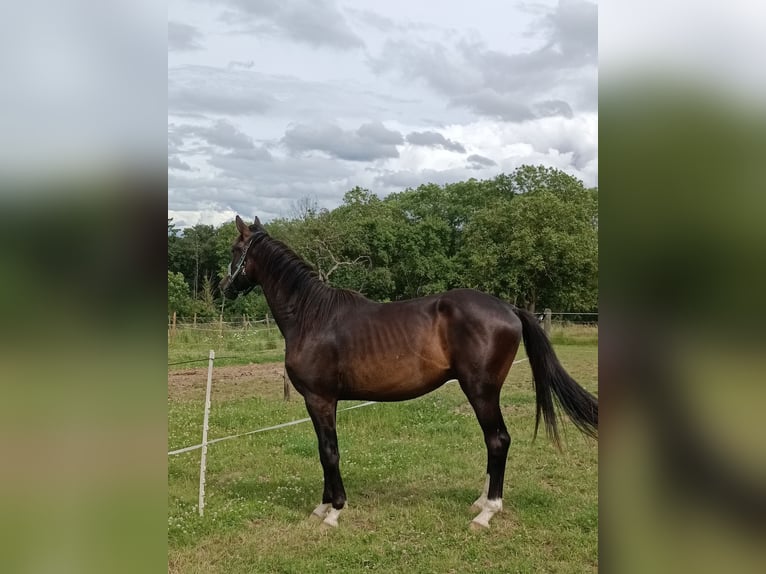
[[227, 231, 266, 296]]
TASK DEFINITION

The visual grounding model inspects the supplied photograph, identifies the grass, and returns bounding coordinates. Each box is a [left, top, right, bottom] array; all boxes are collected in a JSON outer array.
[[168, 324, 286, 367], [549, 323, 598, 346], [168, 344, 598, 573]]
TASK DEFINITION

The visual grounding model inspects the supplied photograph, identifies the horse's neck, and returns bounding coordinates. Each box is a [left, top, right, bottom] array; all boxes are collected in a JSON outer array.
[[252, 251, 322, 340]]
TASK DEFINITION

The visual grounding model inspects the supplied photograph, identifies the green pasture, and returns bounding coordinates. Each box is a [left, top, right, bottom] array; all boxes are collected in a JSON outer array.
[[168, 342, 598, 573]]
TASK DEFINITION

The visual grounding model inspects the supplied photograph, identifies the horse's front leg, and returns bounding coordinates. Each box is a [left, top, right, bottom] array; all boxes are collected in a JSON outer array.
[[304, 394, 346, 527]]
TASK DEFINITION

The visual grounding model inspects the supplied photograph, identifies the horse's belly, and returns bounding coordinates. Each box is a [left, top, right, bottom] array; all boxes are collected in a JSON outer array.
[[338, 353, 451, 401]]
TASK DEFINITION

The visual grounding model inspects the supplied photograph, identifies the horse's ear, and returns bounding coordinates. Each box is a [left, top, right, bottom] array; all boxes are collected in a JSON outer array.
[[235, 215, 249, 236], [253, 216, 263, 229]]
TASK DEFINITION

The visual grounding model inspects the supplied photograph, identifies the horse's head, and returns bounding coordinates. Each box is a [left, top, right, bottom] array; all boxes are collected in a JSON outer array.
[[219, 215, 265, 299]]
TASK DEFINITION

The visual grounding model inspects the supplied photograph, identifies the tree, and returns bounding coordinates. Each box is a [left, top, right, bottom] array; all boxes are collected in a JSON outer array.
[[462, 169, 597, 311], [168, 271, 192, 316], [168, 165, 598, 314]]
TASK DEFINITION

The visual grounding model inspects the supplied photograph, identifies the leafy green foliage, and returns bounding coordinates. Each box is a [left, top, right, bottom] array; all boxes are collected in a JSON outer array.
[[168, 271, 192, 316], [167, 165, 598, 316]]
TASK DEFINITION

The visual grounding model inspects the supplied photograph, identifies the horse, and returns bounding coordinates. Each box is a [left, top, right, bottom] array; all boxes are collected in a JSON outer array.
[[220, 215, 598, 530]]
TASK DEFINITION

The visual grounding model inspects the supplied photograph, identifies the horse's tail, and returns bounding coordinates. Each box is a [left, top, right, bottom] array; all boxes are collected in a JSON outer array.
[[512, 307, 598, 448]]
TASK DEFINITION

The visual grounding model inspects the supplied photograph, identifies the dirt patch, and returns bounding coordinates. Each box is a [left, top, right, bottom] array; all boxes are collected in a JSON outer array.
[[168, 362, 289, 402]]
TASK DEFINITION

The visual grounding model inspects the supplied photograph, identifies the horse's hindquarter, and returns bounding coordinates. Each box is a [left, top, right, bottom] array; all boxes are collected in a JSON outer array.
[[335, 298, 452, 401]]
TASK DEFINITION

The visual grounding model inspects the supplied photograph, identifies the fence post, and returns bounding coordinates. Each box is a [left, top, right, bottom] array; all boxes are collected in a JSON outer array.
[[543, 308, 552, 336], [283, 346, 290, 401], [198, 349, 214, 516], [219, 313, 224, 337], [265, 312, 270, 331], [171, 311, 177, 339], [193, 313, 197, 328]]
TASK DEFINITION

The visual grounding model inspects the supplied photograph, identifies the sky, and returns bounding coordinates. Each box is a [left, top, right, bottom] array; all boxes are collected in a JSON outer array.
[[168, 0, 598, 228]]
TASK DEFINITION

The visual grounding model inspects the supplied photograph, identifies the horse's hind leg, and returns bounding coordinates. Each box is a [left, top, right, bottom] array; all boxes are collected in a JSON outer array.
[[460, 380, 511, 529]]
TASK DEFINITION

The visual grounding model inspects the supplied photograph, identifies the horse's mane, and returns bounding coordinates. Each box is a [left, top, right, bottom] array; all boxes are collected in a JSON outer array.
[[252, 232, 365, 331]]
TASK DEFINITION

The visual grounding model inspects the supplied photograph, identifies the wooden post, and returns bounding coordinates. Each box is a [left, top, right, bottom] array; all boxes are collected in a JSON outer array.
[[171, 311, 177, 339], [283, 368, 291, 401], [193, 313, 197, 327], [265, 312, 270, 331], [219, 313, 224, 337], [543, 308, 552, 336], [283, 346, 290, 401]]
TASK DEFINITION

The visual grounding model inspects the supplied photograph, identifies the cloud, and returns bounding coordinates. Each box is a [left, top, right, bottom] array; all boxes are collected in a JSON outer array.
[[168, 21, 203, 52], [343, 6, 436, 34], [467, 154, 497, 168], [168, 153, 358, 223], [368, 0, 597, 120], [168, 156, 194, 171], [168, 64, 426, 123], [283, 121, 403, 162], [406, 131, 466, 153], [450, 89, 536, 122], [207, 147, 274, 179], [374, 167, 482, 190], [168, 66, 276, 117], [228, 60, 254, 70], [445, 114, 598, 175], [218, 0, 364, 50], [534, 99, 574, 119], [169, 120, 256, 153], [194, 120, 255, 150]]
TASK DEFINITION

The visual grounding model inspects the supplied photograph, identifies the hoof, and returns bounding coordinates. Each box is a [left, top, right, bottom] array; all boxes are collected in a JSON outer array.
[[310, 503, 330, 521], [309, 512, 325, 521], [320, 519, 338, 530], [470, 519, 489, 531]]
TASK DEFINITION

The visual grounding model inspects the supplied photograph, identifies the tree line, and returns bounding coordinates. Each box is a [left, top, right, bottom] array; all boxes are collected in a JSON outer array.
[[168, 165, 598, 320]]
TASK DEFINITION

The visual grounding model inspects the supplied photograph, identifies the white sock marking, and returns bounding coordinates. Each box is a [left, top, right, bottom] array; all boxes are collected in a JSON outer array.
[[472, 498, 503, 528], [472, 474, 490, 510], [323, 507, 342, 527], [311, 502, 331, 519]]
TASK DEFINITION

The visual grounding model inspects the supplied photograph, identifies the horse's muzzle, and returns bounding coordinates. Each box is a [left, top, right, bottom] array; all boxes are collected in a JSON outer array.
[[219, 277, 238, 300]]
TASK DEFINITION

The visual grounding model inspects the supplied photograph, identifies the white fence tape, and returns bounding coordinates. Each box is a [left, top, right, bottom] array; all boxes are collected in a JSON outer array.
[[168, 357, 529, 457]]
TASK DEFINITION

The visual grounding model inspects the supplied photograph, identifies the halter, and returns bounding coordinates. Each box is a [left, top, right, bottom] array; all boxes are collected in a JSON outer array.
[[227, 231, 266, 296]]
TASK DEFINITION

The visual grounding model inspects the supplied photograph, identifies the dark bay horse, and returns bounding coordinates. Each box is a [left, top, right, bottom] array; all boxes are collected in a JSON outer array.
[[220, 215, 597, 529]]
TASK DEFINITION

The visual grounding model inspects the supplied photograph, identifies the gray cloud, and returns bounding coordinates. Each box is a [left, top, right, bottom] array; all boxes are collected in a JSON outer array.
[[168, 64, 430, 123], [169, 153, 357, 221], [228, 60, 255, 70], [406, 131, 466, 153], [343, 6, 436, 34], [168, 21, 203, 52], [168, 156, 193, 171], [196, 120, 254, 150], [543, 0, 598, 64], [207, 147, 274, 179], [218, 0, 364, 50], [369, 38, 480, 98], [450, 89, 536, 122], [168, 66, 276, 116], [368, 1, 597, 120], [374, 166, 484, 191], [283, 121, 403, 162], [169, 120, 255, 152], [467, 154, 497, 168], [533, 99, 574, 119]]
